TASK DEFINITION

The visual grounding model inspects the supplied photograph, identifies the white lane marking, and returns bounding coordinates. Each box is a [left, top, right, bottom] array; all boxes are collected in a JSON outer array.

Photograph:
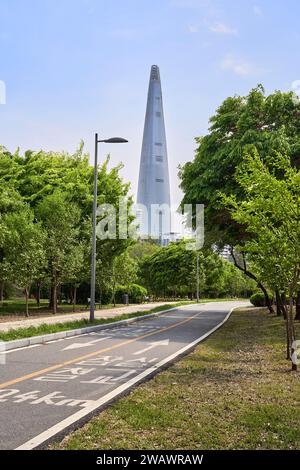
[[62, 337, 110, 351], [45, 339, 65, 344], [133, 339, 170, 356], [0, 389, 95, 408], [0, 344, 40, 355], [162, 314, 205, 320], [2, 333, 110, 353], [62, 333, 94, 341], [1, 333, 99, 355], [47, 332, 112, 345], [15, 306, 238, 450], [81, 369, 137, 385]]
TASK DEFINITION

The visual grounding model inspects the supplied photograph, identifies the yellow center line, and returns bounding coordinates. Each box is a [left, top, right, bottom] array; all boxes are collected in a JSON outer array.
[[0, 311, 200, 390]]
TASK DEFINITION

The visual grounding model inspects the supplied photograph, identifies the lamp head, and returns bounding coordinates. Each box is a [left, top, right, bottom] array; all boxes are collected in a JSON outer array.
[[100, 137, 128, 144]]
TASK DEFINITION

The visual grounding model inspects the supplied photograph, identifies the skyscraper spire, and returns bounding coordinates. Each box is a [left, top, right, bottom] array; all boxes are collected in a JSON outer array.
[[137, 65, 171, 240]]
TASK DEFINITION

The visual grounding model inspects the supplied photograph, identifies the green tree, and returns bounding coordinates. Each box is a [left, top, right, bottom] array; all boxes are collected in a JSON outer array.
[[63, 243, 85, 311], [4, 207, 46, 317], [179, 86, 300, 311], [0, 185, 24, 303], [221, 260, 256, 298], [36, 191, 82, 314], [0, 142, 135, 313], [141, 241, 197, 298], [201, 251, 225, 297], [129, 240, 160, 261], [111, 252, 138, 306], [95, 257, 113, 306], [222, 149, 300, 370]]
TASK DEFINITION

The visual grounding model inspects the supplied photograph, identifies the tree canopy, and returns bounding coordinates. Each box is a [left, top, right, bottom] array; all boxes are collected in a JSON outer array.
[[0, 144, 133, 313], [221, 148, 300, 369], [179, 86, 300, 369], [179, 86, 300, 248], [139, 240, 254, 299]]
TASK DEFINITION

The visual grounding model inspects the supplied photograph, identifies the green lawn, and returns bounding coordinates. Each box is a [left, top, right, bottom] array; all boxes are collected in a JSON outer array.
[[53, 307, 300, 450]]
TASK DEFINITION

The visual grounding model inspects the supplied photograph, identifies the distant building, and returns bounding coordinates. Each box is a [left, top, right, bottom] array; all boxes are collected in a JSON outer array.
[[218, 245, 233, 262], [137, 65, 171, 242], [157, 232, 182, 247]]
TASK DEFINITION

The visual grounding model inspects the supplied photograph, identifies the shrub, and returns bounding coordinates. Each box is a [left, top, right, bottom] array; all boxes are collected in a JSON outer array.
[[116, 284, 148, 304], [129, 284, 148, 303], [250, 291, 273, 307]]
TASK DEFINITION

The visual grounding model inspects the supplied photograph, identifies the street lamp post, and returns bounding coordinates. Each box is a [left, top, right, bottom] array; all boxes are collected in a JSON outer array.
[[196, 253, 200, 303], [90, 133, 128, 322]]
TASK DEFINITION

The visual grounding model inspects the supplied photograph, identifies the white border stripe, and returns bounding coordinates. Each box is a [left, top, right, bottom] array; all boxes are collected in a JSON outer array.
[[1, 344, 40, 355], [16, 306, 237, 450]]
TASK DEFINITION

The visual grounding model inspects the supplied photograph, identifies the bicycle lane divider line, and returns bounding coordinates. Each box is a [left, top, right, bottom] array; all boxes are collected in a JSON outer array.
[[0, 310, 202, 390], [15, 307, 236, 450]]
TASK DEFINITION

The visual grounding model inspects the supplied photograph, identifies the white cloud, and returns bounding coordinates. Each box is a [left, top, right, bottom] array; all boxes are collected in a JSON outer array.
[[220, 55, 266, 77], [210, 22, 238, 35], [253, 5, 263, 16]]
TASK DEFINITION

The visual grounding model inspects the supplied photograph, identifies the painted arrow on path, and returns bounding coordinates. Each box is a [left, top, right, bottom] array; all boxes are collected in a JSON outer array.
[[133, 339, 170, 356], [62, 337, 110, 351]]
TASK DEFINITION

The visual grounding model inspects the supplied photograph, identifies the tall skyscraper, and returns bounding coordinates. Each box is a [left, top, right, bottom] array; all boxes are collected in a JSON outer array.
[[137, 65, 171, 240]]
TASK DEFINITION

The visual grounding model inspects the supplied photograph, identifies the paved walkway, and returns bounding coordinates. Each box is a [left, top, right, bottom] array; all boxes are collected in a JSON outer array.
[[0, 302, 177, 333]]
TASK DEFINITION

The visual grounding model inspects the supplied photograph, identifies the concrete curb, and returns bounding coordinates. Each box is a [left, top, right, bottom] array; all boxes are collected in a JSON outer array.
[[1, 305, 182, 352]]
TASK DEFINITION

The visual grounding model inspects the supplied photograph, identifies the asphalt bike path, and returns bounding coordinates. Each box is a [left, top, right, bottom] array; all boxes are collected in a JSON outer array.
[[0, 301, 248, 450]]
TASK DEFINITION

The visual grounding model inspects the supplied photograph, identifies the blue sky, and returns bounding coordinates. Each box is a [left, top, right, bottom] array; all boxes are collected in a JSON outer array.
[[0, 0, 299, 204]]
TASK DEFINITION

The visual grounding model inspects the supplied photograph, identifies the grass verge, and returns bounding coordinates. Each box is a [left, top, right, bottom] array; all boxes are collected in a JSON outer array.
[[0, 302, 193, 342], [53, 307, 300, 450]]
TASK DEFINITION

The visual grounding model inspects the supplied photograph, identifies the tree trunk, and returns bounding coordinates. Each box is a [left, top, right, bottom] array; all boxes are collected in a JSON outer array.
[[259, 282, 274, 314], [25, 288, 29, 318], [52, 280, 57, 315], [112, 282, 116, 307], [57, 284, 62, 306], [281, 293, 287, 320], [230, 248, 275, 314], [73, 285, 77, 313], [48, 285, 54, 310], [285, 314, 290, 360], [0, 281, 4, 306], [295, 291, 300, 321], [275, 289, 283, 316], [287, 296, 297, 371], [36, 281, 41, 308]]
